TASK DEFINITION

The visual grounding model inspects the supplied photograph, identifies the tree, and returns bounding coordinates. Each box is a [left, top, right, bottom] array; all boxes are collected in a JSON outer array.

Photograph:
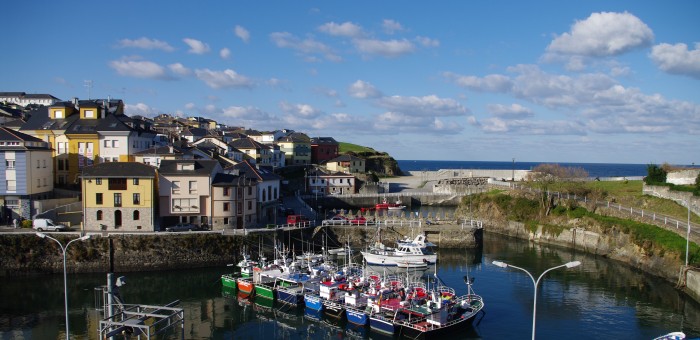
[[644, 164, 667, 184], [526, 164, 589, 216]]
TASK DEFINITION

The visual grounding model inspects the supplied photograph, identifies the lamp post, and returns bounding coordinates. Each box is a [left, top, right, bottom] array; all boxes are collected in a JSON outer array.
[[493, 260, 581, 340], [512, 158, 515, 181], [673, 198, 692, 267], [36, 232, 91, 340]]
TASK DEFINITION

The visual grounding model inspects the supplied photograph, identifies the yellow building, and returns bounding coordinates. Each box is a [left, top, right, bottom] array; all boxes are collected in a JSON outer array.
[[81, 162, 158, 232]]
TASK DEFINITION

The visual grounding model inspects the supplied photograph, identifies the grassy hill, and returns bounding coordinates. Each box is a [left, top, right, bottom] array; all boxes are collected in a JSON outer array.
[[338, 142, 377, 153], [338, 142, 401, 176]]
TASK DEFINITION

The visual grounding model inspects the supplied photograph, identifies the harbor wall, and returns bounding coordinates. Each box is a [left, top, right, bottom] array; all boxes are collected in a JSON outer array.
[[0, 223, 482, 276]]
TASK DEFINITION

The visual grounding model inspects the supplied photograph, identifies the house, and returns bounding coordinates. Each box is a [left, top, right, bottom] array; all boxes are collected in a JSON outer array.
[[307, 168, 357, 195], [229, 160, 281, 225], [133, 145, 190, 168], [81, 162, 158, 232], [158, 159, 222, 228], [0, 127, 54, 221], [277, 133, 311, 165], [310, 137, 339, 165], [211, 172, 257, 230], [180, 127, 208, 143], [325, 154, 365, 173], [229, 138, 272, 166], [0, 92, 60, 107]]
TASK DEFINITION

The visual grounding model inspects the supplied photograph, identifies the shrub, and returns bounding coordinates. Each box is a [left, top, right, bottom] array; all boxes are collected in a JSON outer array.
[[21, 219, 32, 228]]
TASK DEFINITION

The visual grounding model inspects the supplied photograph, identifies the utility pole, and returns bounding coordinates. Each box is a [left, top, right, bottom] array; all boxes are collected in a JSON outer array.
[[84, 80, 93, 100]]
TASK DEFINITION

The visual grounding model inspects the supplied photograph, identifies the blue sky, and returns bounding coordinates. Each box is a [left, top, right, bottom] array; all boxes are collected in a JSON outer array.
[[3, 1, 699, 165]]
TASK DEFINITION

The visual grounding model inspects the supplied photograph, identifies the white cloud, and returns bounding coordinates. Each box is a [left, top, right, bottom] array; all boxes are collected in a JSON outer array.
[[116, 37, 174, 52], [547, 11, 654, 57], [194, 68, 253, 89], [318, 21, 363, 38], [382, 19, 404, 34], [650, 43, 700, 79], [183, 38, 211, 54], [220, 48, 231, 59], [348, 80, 382, 99], [222, 105, 271, 120], [373, 111, 464, 134], [125, 102, 158, 117], [234, 25, 250, 43], [377, 95, 468, 117], [416, 36, 440, 48], [270, 32, 341, 62], [353, 38, 416, 58], [279, 101, 323, 118], [168, 63, 192, 77], [109, 59, 169, 80], [481, 118, 586, 135], [443, 72, 513, 92], [487, 103, 534, 119]]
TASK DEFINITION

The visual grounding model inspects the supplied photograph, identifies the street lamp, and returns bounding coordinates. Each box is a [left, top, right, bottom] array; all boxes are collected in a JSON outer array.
[[36, 232, 91, 340], [673, 198, 692, 267], [493, 260, 581, 340]]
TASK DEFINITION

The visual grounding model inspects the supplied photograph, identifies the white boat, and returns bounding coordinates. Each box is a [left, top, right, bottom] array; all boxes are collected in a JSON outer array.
[[653, 332, 685, 340], [361, 233, 437, 266]]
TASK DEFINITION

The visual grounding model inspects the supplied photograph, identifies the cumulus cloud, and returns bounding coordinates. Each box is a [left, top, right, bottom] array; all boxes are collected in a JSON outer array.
[[220, 48, 231, 59], [376, 95, 468, 117], [109, 59, 170, 80], [194, 68, 253, 89], [221, 105, 271, 120], [481, 118, 586, 135], [279, 101, 323, 118], [443, 72, 513, 92], [487, 103, 534, 119], [270, 32, 341, 62], [547, 11, 654, 57], [168, 63, 192, 77], [116, 37, 174, 52], [373, 111, 464, 134], [318, 21, 363, 38], [650, 42, 700, 79], [415, 36, 440, 48], [348, 80, 382, 99], [353, 38, 416, 58], [382, 19, 404, 34], [183, 38, 211, 54], [234, 25, 250, 43], [125, 102, 158, 117]]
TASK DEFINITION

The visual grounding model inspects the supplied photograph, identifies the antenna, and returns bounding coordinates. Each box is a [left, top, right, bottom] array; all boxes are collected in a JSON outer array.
[[84, 80, 93, 100]]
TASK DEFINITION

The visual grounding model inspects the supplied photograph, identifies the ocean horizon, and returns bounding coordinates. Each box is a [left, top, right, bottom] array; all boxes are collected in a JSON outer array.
[[396, 159, 658, 178]]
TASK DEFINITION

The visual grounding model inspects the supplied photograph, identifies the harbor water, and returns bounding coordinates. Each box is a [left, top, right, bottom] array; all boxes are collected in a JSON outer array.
[[1, 232, 699, 339]]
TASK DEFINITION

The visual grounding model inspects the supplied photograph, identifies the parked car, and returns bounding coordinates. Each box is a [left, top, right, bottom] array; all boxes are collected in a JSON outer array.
[[165, 223, 200, 232], [32, 218, 69, 232], [322, 215, 349, 225], [349, 216, 372, 225], [287, 214, 310, 226]]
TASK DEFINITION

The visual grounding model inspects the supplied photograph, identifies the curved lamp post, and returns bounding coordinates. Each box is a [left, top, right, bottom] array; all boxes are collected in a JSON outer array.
[[493, 260, 581, 340], [36, 232, 91, 340]]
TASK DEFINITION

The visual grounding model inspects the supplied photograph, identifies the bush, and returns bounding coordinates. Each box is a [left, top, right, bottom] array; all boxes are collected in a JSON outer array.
[[21, 219, 32, 228]]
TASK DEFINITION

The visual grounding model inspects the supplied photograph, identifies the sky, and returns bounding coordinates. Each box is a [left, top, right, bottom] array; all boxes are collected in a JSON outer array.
[[2, 1, 699, 165]]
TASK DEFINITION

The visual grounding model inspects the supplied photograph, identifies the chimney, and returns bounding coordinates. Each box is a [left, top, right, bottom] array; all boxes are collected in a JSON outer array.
[[72, 97, 79, 107]]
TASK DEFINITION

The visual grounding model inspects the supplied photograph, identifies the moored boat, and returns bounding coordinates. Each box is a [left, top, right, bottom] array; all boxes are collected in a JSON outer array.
[[362, 233, 437, 266]]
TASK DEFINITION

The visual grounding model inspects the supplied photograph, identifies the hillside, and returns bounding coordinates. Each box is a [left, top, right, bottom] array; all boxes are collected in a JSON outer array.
[[338, 142, 402, 176]]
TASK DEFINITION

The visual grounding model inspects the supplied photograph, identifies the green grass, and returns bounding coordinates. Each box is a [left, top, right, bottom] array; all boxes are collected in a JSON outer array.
[[338, 142, 376, 153]]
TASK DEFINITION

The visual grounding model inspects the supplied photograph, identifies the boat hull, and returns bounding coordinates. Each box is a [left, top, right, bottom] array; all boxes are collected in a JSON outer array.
[[322, 300, 345, 319], [369, 314, 397, 336], [221, 274, 237, 289], [346, 308, 369, 326], [400, 310, 477, 340], [276, 288, 304, 306], [361, 252, 437, 266], [304, 294, 323, 311], [254, 282, 275, 300], [236, 278, 254, 295]]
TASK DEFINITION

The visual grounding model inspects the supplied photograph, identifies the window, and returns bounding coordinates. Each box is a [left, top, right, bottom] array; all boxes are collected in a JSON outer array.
[[171, 198, 198, 212], [96, 193, 103, 205], [112, 140, 119, 148], [133, 178, 139, 185], [104, 140, 110, 148], [133, 211, 140, 220], [43, 178, 47, 187], [5, 160, 15, 169], [189, 181, 197, 194], [108, 178, 127, 190], [223, 202, 230, 211], [223, 217, 229, 225], [133, 193, 140, 205], [248, 201, 252, 210], [96, 210, 103, 220], [84, 110, 94, 118], [42, 159, 46, 168], [96, 178, 102, 185], [248, 186, 253, 195], [37, 179, 41, 188], [223, 187, 230, 196], [172, 181, 180, 194], [54, 110, 63, 118], [36, 160, 40, 168], [114, 193, 122, 207], [57, 159, 64, 171]]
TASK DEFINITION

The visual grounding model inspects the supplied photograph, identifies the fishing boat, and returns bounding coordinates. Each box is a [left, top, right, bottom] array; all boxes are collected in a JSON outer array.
[[236, 277, 255, 295], [366, 275, 407, 335], [221, 251, 257, 289], [275, 272, 313, 306], [375, 198, 405, 210], [396, 276, 485, 340], [362, 233, 437, 266], [653, 332, 686, 340]]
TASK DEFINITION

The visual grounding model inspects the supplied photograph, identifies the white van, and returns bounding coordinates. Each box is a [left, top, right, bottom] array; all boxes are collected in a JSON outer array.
[[32, 219, 68, 232]]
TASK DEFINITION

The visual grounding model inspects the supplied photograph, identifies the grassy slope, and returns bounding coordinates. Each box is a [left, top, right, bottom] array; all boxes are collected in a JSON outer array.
[[338, 142, 376, 153]]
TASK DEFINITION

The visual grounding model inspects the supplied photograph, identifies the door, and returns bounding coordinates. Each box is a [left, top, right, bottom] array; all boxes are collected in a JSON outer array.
[[114, 210, 122, 227]]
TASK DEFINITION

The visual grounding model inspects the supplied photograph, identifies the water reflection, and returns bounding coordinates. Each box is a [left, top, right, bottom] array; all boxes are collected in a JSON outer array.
[[1, 232, 700, 339]]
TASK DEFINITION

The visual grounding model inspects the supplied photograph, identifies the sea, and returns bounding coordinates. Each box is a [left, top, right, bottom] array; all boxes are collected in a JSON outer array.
[[397, 160, 655, 178]]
